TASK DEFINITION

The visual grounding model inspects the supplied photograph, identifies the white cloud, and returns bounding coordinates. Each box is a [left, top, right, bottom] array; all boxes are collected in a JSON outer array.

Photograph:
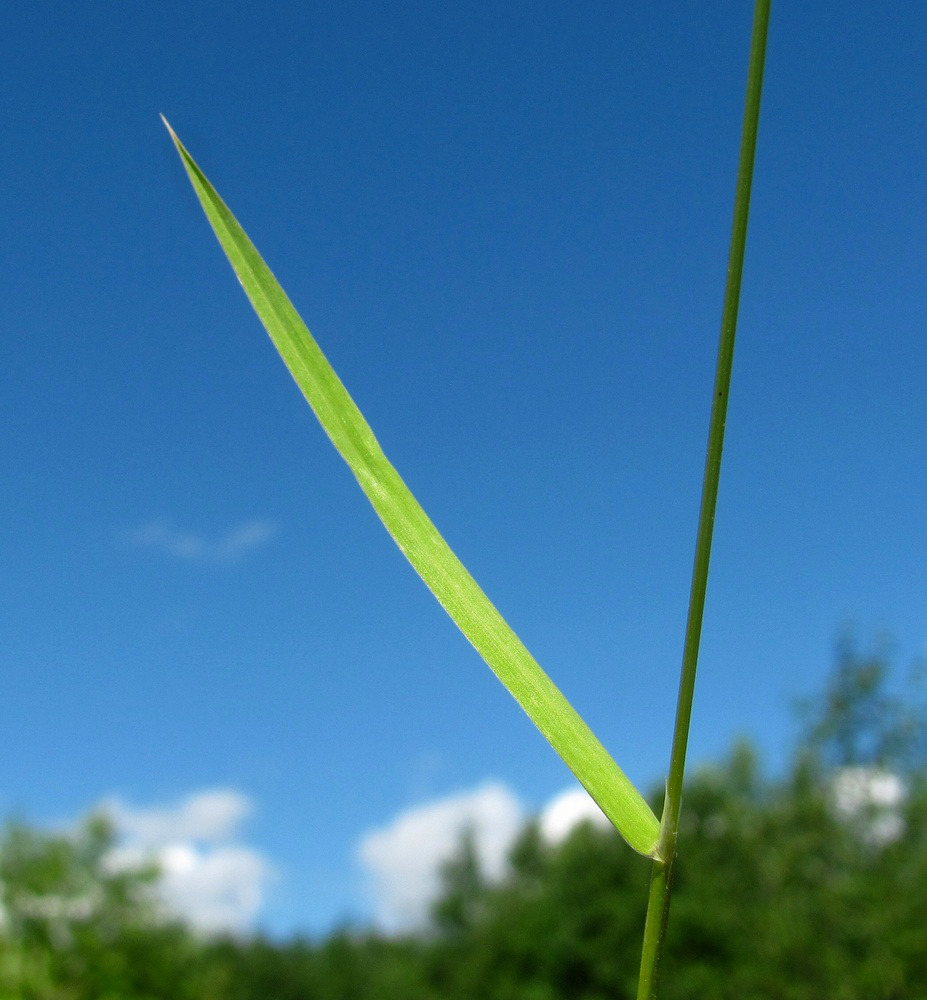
[[357, 782, 524, 931], [157, 843, 269, 936], [214, 521, 277, 562], [104, 789, 252, 846], [356, 781, 617, 931], [538, 787, 612, 845], [130, 520, 276, 563], [102, 789, 272, 935], [831, 766, 906, 845]]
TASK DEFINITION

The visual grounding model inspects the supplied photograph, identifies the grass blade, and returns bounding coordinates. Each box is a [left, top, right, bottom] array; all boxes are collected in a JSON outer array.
[[163, 118, 660, 858]]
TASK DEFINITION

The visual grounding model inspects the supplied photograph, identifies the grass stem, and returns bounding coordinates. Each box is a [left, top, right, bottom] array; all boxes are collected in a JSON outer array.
[[636, 2, 770, 995]]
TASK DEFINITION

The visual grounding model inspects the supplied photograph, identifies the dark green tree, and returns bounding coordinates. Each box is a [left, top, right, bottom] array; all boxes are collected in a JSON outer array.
[[431, 827, 487, 936]]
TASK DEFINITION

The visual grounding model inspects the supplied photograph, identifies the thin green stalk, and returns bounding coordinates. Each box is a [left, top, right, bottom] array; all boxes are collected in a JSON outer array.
[[636, 2, 770, 996]]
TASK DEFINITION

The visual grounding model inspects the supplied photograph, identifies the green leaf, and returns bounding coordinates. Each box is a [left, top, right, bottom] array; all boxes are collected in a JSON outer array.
[[163, 118, 661, 859]]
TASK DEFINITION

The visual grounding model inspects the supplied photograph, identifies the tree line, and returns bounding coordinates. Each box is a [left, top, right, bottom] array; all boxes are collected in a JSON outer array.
[[2, 636, 925, 999]]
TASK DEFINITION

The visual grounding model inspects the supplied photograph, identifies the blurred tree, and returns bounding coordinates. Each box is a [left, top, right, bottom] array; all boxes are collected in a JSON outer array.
[[3, 636, 926, 998], [800, 630, 926, 774], [0, 816, 210, 1000], [431, 827, 487, 936]]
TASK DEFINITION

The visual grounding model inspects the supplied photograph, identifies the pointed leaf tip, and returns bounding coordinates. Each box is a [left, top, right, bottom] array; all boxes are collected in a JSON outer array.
[[160, 115, 180, 146]]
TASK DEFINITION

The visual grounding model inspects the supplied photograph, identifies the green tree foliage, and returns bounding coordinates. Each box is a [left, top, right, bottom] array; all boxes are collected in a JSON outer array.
[[431, 827, 487, 937], [0, 817, 215, 1000], [2, 641, 925, 998]]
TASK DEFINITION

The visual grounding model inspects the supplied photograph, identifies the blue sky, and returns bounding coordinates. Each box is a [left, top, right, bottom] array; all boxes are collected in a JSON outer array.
[[3, 2, 925, 936]]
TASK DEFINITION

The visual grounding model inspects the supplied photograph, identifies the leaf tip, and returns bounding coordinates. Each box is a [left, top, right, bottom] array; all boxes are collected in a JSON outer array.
[[160, 114, 180, 147]]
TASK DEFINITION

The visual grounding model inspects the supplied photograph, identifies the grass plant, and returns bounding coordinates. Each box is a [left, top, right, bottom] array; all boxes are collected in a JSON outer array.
[[164, 2, 770, 992]]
